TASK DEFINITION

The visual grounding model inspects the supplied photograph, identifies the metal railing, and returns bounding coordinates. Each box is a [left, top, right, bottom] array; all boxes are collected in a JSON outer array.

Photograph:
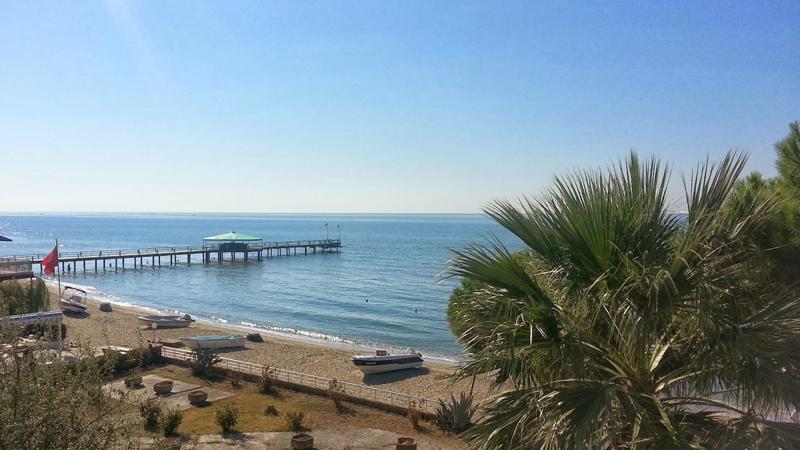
[[160, 346, 431, 413], [1, 239, 343, 262], [0, 259, 32, 273]]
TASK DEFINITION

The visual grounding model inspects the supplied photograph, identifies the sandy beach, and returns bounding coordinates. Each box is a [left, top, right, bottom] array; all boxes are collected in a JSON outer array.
[[48, 287, 494, 403]]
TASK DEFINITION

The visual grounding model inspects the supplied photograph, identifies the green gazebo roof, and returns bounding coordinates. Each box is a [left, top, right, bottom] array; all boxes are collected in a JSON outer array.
[[203, 231, 262, 241]]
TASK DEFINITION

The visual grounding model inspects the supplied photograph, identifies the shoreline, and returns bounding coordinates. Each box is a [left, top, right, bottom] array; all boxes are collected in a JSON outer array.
[[46, 279, 463, 366], [45, 281, 491, 402]]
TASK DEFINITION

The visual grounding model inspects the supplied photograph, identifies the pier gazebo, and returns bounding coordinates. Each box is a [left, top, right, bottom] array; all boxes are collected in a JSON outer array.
[[203, 231, 263, 261]]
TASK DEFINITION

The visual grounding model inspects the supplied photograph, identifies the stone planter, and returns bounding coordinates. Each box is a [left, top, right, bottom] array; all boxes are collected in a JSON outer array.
[[153, 380, 173, 395], [291, 432, 314, 449], [397, 437, 417, 450], [188, 390, 207, 404], [124, 375, 142, 388]]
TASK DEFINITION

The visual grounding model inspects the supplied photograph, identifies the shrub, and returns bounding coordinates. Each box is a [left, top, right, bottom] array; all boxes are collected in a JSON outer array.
[[0, 279, 48, 315], [264, 404, 278, 416], [161, 409, 182, 436], [433, 392, 475, 433], [327, 378, 345, 410], [22, 322, 67, 340], [258, 366, 274, 393], [139, 400, 162, 430], [129, 347, 159, 368], [228, 370, 243, 387], [284, 411, 305, 431], [215, 404, 239, 433], [191, 349, 220, 377], [407, 401, 423, 430]]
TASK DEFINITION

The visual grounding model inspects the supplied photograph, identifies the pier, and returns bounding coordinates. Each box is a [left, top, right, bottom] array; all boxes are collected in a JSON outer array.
[[0, 239, 342, 275]]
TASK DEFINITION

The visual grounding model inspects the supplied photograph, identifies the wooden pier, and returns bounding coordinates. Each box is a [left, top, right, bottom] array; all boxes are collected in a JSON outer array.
[[1, 239, 342, 275]]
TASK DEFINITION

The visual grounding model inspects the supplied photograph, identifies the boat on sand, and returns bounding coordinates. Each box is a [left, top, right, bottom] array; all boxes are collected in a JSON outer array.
[[352, 348, 424, 375], [60, 286, 88, 314], [138, 314, 194, 328], [180, 335, 245, 350]]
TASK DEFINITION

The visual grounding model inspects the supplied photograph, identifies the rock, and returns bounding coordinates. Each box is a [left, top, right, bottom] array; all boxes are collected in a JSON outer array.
[[246, 333, 263, 343], [99, 302, 113, 312]]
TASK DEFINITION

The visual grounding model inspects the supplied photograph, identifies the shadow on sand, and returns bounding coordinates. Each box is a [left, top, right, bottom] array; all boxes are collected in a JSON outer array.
[[361, 367, 430, 386]]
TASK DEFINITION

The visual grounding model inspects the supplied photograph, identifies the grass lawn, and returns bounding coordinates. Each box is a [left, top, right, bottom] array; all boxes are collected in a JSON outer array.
[[146, 365, 464, 448]]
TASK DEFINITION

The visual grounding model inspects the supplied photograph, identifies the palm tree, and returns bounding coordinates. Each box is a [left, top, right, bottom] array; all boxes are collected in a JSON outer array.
[[447, 151, 800, 449]]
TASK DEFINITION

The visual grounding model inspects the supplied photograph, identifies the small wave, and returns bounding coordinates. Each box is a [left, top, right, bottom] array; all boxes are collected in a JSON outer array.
[[42, 279, 466, 364]]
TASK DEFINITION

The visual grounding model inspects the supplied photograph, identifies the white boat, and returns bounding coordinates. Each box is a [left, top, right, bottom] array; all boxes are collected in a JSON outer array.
[[352, 348, 424, 375], [138, 314, 194, 328], [60, 286, 88, 314], [180, 335, 245, 350]]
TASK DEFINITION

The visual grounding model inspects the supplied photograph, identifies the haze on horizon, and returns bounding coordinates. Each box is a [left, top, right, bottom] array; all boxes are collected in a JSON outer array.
[[1, 1, 797, 214]]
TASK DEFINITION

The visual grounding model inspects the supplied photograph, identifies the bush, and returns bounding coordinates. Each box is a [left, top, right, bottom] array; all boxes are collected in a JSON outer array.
[[22, 323, 66, 340], [192, 349, 220, 377], [129, 347, 160, 367], [264, 404, 278, 416], [258, 366, 274, 393], [433, 392, 475, 433], [284, 411, 305, 431], [139, 400, 162, 430], [407, 401, 423, 430], [328, 378, 345, 410], [228, 370, 243, 387], [215, 404, 239, 433], [0, 279, 48, 315], [161, 409, 182, 436]]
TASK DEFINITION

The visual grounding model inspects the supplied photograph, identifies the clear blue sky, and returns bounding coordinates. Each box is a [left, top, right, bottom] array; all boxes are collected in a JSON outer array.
[[1, 1, 797, 213]]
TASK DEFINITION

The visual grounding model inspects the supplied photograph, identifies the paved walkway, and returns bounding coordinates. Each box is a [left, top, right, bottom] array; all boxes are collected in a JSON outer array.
[[106, 374, 233, 410], [184, 427, 454, 449]]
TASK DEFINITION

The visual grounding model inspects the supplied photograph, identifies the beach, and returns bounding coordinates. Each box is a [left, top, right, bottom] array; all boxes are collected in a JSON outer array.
[[49, 287, 494, 403]]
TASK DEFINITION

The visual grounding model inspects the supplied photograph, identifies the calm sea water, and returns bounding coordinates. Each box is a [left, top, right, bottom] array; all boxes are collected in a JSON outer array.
[[0, 214, 518, 360]]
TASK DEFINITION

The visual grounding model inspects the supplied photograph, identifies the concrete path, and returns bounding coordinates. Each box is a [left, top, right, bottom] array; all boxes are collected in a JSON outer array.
[[105, 374, 233, 410], [183, 427, 453, 449]]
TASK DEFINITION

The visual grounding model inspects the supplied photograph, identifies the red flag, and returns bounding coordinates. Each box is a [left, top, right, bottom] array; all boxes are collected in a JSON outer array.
[[42, 245, 58, 276]]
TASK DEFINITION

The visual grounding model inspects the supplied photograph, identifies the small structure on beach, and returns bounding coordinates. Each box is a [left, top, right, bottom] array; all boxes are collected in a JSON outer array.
[[203, 231, 263, 261]]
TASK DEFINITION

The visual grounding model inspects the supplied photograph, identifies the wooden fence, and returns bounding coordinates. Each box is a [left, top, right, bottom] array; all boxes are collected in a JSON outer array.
[[160, 346, 433, 414]]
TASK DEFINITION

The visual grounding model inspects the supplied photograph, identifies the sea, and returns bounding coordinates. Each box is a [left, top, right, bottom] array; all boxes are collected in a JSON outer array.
[[0, 213, 519, 362]]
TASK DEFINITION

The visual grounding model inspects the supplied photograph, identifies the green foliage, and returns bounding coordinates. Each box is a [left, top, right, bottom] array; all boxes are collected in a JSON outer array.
[[22, 322, 67, 340], [161, 409, 182, 436], [191, 349, 221, 377], [407, 400, 423, 430], [215, 404, 239, 433], [140, 400, 163, 430], [447, 277, 485, 342], [0, 346, 141, 449], [726, 122, 800, 282], [284, 411, 305, 431], [448, 151, 800, 449], [434, 392, 476, 433], [0, 279, 48, 315], [228, 370, 243, 387], [258, 366, 274, 393], [105, 346, 160, 375], [327, 378, 345, 409], [776, 121, 800, 194]]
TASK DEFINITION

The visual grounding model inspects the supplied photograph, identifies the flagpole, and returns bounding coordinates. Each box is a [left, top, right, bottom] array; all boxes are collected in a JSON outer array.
[[55, 239, 61, 301]]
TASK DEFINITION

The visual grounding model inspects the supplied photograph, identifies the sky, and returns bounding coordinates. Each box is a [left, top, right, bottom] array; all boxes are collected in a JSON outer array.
[[0, 1, 798, 213]]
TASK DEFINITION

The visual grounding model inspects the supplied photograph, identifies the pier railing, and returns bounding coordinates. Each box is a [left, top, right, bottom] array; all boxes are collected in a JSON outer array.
[[160, 346, 432, 414], [1, 239, 342, 262]]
